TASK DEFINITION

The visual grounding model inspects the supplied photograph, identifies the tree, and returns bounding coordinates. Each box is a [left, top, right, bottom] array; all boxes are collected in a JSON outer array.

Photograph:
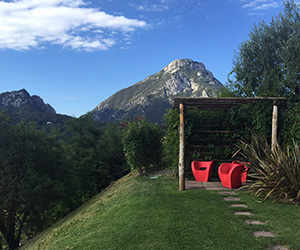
[[0, 112, 129, 249], [122, 116, 163, 175], [65, 115, 128, 207], [64, 115, 106, 205], [228, 0, 300, 100], [98, 123, 129, 181], [163, 108, 180, 175], [0, 114, 66, 249], [222, 0, 300, 144]]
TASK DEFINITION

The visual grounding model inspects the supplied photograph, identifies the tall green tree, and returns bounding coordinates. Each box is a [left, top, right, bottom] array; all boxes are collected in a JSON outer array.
[[122, 116, 163, 175], [0, 113, 66, 250], [228, 0, 300, 100], [221, 0, 300, 144], [65, 115, 106, 205], [65, 115, 128, 207], [98, 123, 128, 181]]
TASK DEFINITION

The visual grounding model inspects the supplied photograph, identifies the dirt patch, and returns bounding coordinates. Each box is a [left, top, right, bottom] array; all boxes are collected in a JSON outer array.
[[147, 167, 172, 177]]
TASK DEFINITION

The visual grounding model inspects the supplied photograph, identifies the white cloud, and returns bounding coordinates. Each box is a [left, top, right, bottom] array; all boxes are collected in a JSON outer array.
[[241, 0, 280, 12], [0, 0, 146, 51], [253, 2, 280, 10], [130, 3, 169, 12]]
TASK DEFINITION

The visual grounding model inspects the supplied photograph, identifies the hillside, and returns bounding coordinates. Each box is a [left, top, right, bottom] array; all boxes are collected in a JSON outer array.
[[91, 59, 223, 124], [20, 172, 280, 250]]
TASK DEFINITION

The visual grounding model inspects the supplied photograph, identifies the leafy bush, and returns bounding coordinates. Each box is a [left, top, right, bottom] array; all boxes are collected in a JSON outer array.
[[122, 116, 163, 175], [282, 102, 300, 145], [239, 133, 300, 204], [163, 108, 180, 175]]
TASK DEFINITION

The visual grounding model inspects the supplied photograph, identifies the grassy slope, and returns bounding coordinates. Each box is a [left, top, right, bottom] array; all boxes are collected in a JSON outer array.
[[22, 173, 299, 250]]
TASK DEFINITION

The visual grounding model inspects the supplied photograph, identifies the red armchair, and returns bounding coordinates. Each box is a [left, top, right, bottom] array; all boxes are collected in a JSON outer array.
[[232, 161, 250, 183], [218, 163, 244, 189], [191, 161, 213, 182]]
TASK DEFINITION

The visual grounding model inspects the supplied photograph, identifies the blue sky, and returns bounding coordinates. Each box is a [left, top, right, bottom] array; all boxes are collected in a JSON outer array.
[[0, 0, 288, 117]]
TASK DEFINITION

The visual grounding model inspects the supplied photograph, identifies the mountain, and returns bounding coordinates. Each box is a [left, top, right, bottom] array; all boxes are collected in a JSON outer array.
[[0, 89, 72, 125], [91, 59, 223, 124], [0, 89, 56, 114]]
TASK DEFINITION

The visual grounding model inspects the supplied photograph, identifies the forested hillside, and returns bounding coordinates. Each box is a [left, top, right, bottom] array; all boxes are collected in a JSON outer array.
[[0, 112, 128, 249]]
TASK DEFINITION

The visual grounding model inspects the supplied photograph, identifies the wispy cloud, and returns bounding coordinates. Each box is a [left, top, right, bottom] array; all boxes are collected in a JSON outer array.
[[241, 0, 280, 13], [0, 0, 146, 51], [130, 3, 169, 12]]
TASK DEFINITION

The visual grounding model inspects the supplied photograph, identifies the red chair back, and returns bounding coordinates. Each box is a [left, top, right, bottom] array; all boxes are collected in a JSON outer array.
[[232, 161, 251, 183], [218, 163, 244, 189], [191, 161, 213, 182]]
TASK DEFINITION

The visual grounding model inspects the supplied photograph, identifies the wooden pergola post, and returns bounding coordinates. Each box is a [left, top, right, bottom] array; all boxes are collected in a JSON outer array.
[[271, 100, 278, 151], [179, 103, 185, 191]]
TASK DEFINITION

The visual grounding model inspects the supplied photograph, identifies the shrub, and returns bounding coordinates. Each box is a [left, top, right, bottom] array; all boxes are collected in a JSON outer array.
[[239, 133, 300, 204], [122, 116, 163, 175], [163, 108, 180, 175]]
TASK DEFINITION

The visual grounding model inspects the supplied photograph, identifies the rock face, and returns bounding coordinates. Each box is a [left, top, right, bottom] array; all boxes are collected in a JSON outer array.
[[0, 89, 56, 114], [92, 59, 223, 123]]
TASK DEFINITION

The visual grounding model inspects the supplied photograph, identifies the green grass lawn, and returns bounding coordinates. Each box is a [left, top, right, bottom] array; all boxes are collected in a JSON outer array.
[[22, 173, 299, 250]]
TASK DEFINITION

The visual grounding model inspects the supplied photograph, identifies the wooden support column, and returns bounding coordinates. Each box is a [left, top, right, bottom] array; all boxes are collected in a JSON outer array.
[[271, 100, 278, 151], [179, 103, 185, 191]]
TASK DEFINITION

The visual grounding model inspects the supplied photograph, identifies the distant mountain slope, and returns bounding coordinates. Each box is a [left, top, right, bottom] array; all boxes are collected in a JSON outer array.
[[91, 59, 223, 123], [0, 89, 72, 125]]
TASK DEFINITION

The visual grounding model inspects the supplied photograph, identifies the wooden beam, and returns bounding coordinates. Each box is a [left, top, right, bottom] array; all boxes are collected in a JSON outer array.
[[173, 97, 286, 108], [179, 103, 185, 191], [271, 100, 278, 151]]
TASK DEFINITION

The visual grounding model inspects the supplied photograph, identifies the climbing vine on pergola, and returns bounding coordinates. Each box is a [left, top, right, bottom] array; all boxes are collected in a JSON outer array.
[[173, 97, 286, 191]]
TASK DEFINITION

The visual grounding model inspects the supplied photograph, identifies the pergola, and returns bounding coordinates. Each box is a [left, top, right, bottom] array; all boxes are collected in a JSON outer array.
[[173, 97, 286, 191]]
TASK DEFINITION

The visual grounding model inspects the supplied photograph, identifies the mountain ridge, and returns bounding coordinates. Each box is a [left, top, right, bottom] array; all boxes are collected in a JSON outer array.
[[91, 59, 223, 123], [0, 89, 73, 126], [0, 89, 56, 114]]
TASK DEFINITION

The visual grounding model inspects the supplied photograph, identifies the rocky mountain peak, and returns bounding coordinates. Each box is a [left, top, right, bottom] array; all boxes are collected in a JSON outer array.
[[92, 59, 224, 124], [1, 89, 30, 108], [0, 89, 56, 114], [163, 59, 206, 74]]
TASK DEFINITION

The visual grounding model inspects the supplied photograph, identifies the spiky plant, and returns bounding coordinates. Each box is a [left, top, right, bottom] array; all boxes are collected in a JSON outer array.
[[239, 134, 300, 204]]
